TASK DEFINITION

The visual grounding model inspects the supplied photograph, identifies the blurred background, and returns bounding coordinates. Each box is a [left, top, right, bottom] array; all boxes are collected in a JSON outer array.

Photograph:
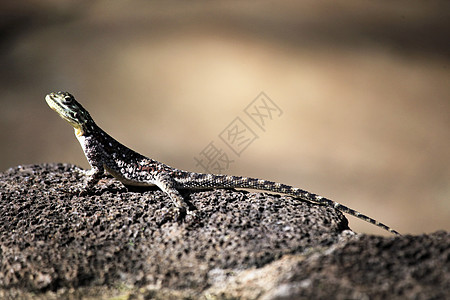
[[1, 0, 449, 235]]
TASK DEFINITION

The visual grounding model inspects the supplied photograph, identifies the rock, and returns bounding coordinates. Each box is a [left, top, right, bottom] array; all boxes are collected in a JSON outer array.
[[0, 164, 448, 299]]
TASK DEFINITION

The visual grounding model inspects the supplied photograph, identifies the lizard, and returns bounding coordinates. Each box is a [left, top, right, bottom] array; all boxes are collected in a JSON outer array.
[[45, 91, 400, 235]]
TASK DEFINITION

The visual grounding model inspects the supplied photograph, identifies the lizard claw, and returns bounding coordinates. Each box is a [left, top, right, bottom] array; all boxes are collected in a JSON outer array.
[[155, 206, 195, 226], [77, 189, 90, 197]]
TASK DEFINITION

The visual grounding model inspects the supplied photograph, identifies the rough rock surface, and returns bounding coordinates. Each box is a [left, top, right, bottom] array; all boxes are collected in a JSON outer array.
[[0, 164, 448, 299]]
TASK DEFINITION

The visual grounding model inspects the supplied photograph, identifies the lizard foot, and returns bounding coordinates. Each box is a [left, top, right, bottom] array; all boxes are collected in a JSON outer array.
[[155, 207, 181, 226], [154, 206, 199, 226]]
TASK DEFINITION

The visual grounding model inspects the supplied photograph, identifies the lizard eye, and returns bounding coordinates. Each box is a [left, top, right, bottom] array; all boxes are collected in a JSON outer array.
[[64, 96, 72, 104]]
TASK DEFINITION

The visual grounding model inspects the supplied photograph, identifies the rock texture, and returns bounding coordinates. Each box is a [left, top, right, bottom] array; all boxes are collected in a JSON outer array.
[[0, 163, 448, 299]]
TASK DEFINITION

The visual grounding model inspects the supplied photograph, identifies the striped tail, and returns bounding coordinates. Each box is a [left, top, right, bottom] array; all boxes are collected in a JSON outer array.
[[174, 172, 400, 235]]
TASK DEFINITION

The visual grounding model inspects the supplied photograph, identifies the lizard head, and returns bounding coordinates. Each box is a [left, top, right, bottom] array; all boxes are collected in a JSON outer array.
[[45, 91, 94, 137]]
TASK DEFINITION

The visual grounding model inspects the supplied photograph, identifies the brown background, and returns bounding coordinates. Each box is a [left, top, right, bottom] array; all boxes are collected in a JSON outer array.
[[1, 0, 449, 235]]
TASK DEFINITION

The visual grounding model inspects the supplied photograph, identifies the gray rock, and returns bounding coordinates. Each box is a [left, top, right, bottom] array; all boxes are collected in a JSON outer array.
[[0, 164, 448, 299]]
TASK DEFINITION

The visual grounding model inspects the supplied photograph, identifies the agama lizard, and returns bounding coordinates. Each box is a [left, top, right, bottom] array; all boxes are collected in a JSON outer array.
[[45, 91, 400, 235]]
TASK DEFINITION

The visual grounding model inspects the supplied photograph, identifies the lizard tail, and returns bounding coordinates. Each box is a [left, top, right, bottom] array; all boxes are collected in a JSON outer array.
[[174, 172, 400, 235]]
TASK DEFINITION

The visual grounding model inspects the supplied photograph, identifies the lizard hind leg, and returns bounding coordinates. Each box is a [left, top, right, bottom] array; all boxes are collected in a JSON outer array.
[[154, 175, 192, 221]]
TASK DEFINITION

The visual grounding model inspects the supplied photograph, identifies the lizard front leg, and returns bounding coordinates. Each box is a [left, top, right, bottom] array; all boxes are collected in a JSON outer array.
[[82, 165, 105, 189], [71, 165, 105, 196], [61, 165, 105, 196], [77, 134, 109, 192]]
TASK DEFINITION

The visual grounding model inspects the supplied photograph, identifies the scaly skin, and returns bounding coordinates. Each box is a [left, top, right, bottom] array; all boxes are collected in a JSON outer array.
[[45, 91, 400, 235]]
